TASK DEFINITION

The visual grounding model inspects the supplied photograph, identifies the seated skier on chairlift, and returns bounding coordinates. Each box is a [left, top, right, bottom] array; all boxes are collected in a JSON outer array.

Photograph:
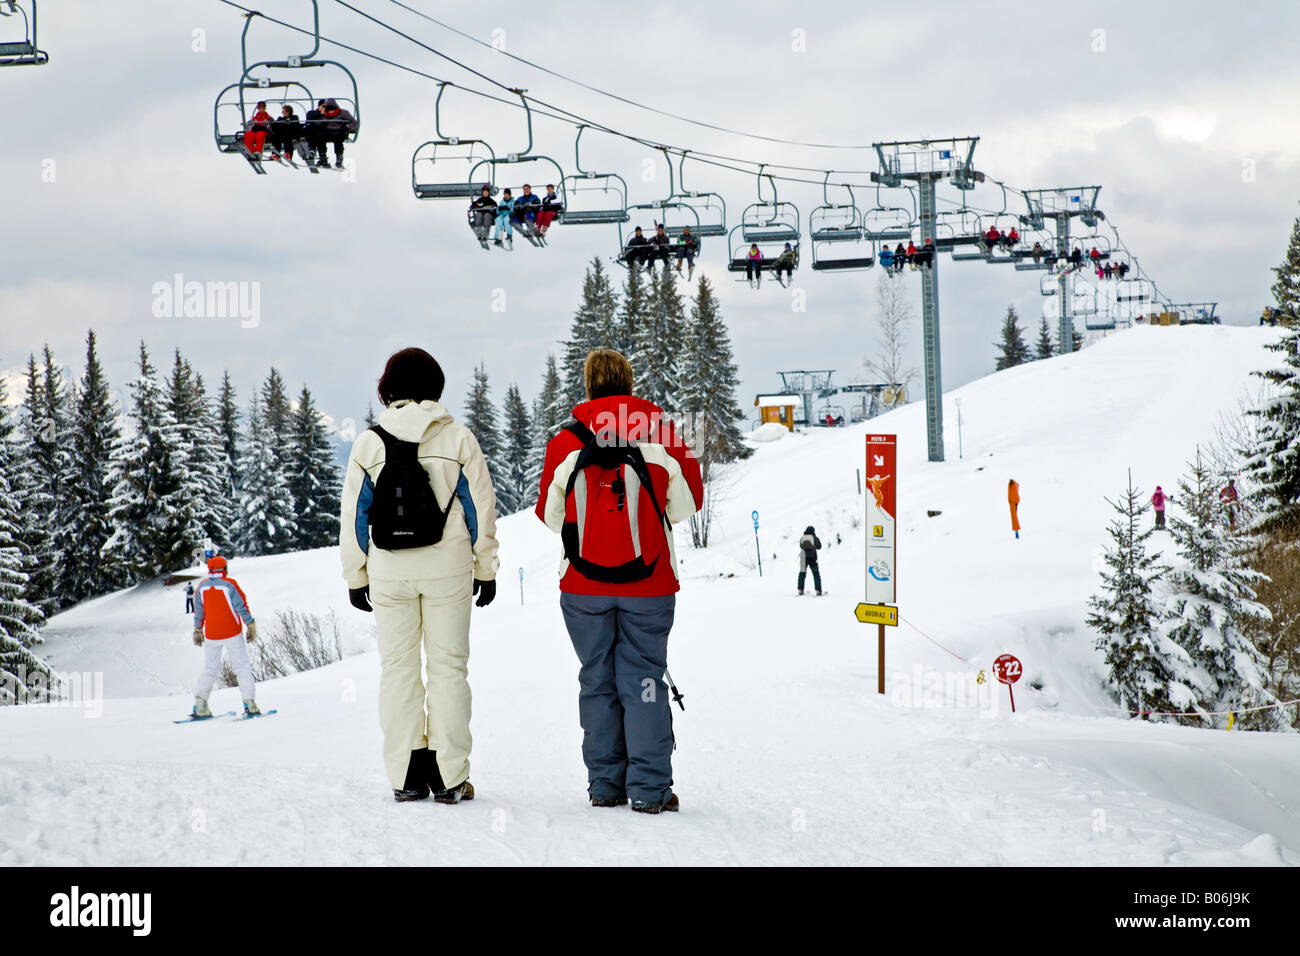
[[773, 242, 797, 286], [243, 101, 273, 159], [1031, 241, 1045, 264], [647, 223, 672, 273], [893, 242, 907, 274], [916, 237, 935, 269], [906, 240, 919, 270], [1090, 246, 1102, 265], [745, 243, 763, 288], [1004, 227, 1019, 250], [468, 185, 497, 249], [984, 225, 1002, 252], [493, 188, 515, 248], [675, 226, 698, 279], [879, 244, 895, 272], [511, 184, 543, 240], [537, 184, 564, 236], [624, 225, 651, 270], [269, 104, 305, 165], [312, 98, 356, 169]]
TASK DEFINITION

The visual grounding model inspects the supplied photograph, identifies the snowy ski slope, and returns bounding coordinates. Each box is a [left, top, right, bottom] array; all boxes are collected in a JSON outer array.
[[3, 323, 1298, 866]]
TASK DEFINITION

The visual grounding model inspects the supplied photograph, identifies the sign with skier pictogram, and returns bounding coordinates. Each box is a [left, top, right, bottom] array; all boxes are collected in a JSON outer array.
[[864, 434, 896, 604]]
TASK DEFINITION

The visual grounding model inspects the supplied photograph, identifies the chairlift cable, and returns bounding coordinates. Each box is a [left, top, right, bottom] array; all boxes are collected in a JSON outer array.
[[382, 0, 881, 151]]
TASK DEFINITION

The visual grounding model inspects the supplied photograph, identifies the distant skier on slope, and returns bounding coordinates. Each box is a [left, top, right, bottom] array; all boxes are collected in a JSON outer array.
[[1151, 485, 1168, 530], [1219, 478, 1239, 529], [798, 526, 822, 595], [1008, 479, 1021, 538], [184, 581, 194, 614], [191, 555, 261, 719]]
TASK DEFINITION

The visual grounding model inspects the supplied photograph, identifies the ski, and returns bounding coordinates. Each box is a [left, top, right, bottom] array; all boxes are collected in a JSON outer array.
[[236, 708, 278, 721], [173, 711, 237, 724]]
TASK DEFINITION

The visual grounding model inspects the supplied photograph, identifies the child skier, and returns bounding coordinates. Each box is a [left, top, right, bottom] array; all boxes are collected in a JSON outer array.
[[191, 555, 261, 718], [184, 581, 195, 614]]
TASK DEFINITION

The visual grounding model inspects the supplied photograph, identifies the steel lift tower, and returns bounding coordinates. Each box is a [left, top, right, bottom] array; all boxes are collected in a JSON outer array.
[[872, 138, 981, 462], [1022, 187, 1104, 355]]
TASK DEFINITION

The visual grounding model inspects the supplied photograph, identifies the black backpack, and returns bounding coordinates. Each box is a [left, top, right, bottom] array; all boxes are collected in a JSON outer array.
[[368, 426, 456, 550]]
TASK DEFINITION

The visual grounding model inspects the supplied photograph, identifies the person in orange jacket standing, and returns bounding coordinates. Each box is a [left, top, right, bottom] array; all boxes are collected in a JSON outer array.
[[1008, 479, 1021, 539]]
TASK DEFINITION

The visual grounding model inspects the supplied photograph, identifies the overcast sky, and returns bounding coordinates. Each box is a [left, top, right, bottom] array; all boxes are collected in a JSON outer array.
[[2, 0, 1298, 446]]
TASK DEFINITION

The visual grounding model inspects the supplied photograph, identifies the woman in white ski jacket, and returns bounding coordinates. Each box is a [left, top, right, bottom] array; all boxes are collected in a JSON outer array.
[[340, 348, 500, 804]]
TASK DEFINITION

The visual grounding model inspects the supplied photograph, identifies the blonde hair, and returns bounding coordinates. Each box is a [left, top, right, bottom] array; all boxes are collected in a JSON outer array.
[[584, 348, 634, 400]]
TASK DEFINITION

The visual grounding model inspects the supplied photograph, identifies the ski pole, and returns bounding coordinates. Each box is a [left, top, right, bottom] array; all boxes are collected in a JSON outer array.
[[664, 669, 685, 711]]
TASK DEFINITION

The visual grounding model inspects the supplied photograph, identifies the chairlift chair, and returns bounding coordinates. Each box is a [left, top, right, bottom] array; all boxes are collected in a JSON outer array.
[[861, 182, 916, 242], [810, 176, 874, 272], [933, 208, 984, 250], [0, 0, 46, 66], [466, 90, 569, 246], [740, 166, 801, 244], [668, 151, 727, 237], [412, 84, 497, 199], [558, 126, 629, 225], [214, 79, 319, 174]]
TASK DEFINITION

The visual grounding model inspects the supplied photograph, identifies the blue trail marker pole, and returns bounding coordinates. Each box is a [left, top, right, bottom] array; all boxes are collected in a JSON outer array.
[[752, 510, 763, 577], [518, 567, 524, 605]]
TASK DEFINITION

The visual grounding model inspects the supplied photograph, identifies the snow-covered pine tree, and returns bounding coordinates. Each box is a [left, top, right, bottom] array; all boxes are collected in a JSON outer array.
[[363, 403, 378, 429], [1246, 323, 1300, 536], [562, 258, 621, 409], [1269, 203, 1300, 325], [678, 275, 752, 547], [15, 353, 60, 613], [634, 268, 685, 412], [498, 383, 533, 516], [1035, 315, 1055, 360], [289, 385, 341, 549], [166, 352, 222, 554], [1085, 470, 1184, 718], [104, 343, 199, 581], [56, 331, 121, 604], [214, 372, 241, 552], [235, 394, 298, 555], [1159, 451, 1277, 727], [190, 371, 238, 548], [1072, 327, 1084, 353], [0, 367, 51, 704], [527, 354, 565, 501], [613, 265, 644, 369], [464, 362, 504, 495], [994, 306, 1031, 371]]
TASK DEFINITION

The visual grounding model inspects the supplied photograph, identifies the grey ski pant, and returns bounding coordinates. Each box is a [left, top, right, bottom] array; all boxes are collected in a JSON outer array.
[[559, 592, 675, 805]]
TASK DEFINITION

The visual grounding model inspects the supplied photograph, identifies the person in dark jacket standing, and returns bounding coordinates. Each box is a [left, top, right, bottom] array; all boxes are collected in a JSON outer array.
[[798, 526, 822, 595], [535, 349, 703, 814]]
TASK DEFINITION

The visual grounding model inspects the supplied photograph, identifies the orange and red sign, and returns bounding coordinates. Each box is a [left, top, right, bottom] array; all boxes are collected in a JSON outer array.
[[865, 434, 896, 605]]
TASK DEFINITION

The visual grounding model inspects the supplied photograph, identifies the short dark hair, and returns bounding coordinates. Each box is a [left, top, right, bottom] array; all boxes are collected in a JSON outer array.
[[377, 348, 445, 406], [584, 349, 634, 400]]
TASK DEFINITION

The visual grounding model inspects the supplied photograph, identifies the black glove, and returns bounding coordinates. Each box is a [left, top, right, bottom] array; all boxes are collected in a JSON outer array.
[[473, 578, 496, 608], [348, 586, 372, 613]]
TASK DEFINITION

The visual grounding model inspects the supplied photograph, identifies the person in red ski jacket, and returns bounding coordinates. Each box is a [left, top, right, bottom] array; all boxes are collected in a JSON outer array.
[[243, 101, 273, 158], [1220, 478, 1239, 529], [535, 349, 703, 813], [191, 555, 260, 718]]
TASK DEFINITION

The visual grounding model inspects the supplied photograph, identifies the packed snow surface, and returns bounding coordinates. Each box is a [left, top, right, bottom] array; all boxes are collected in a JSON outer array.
[[4, 324, 1298, 866]]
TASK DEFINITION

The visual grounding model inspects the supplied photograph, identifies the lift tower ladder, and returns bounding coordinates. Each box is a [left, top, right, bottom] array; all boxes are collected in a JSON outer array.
[[873, 137, 981, 462]]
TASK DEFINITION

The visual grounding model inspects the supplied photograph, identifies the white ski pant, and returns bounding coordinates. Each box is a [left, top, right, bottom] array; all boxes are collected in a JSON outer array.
[[370, 575, 473, 791], [195, 632, 255, 702]]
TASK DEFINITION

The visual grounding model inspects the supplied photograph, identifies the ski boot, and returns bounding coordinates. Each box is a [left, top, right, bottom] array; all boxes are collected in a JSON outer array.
[[434, 780, 475, 804], [591, 795, 629, 808], [243, 699, 261, 717], [631, 793, 679, 815], [394, 749, 432, 802], [191, 696, 212, 719]]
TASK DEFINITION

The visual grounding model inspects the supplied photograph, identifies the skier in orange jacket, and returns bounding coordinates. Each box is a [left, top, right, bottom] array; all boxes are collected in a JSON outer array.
[[1008, 479, 1021, 538]]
